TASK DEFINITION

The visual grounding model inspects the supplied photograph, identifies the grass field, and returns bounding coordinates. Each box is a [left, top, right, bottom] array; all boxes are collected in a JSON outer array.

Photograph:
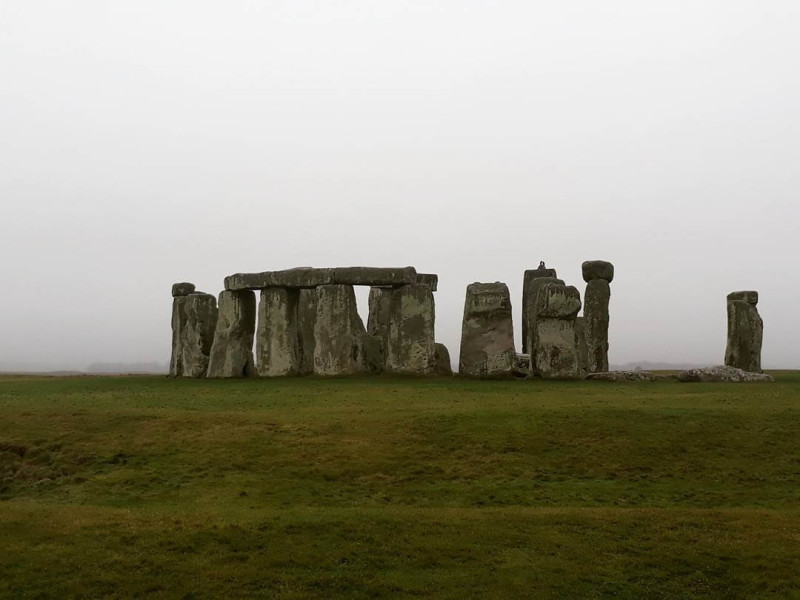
[[1, 373, 799, 599]]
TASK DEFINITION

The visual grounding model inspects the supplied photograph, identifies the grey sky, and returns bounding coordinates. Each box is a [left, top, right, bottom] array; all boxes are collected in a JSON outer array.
[[1, 1, 798, 371]]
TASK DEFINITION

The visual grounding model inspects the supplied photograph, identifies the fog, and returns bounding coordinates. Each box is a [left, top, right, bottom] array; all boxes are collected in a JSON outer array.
[[1, 1, 798, 371]]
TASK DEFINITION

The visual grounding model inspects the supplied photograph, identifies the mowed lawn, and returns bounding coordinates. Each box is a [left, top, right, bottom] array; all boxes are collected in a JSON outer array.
[[1, 374, 799, 599]]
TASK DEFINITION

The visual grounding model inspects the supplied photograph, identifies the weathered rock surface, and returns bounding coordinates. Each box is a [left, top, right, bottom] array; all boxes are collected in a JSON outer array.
[[363, 334, 385, 374], [367, 287, 392, 343], [172, 282, 196, 297], [512, 353, 531, 378], [725, 291, 763, 373], [677, 366, 773, 383], [586, 370, 661, 382], [257, 288, 300, 377], [416, 273, 438, 292], [582, 260, 615, 283], [521, 263, 558, 353], [434, 343, 453, 376], [583, 279, 611, 373], [313, 285, 367, 376], [385, 284, 436, 375], [523, 276, 565, 355], [459, 282, 515, 378], [333, 266, 417, 287], [225, 268, 334, 291], [206, 290, 256, 378], [296, 288, 318, 375], [575, 316, 588, 372], [531, 283, 582, 379], [180, 293, 218, 378], [169, 296, 188, 377]]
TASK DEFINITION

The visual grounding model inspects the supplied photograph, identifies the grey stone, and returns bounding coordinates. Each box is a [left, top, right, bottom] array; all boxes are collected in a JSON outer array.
[[180, 293, 218, 378], [172, 282, 196, 297], [575, 316, 589, 372], [367, 287, 392, 344], [725, 292, 763, 373], [512, 353, 531, 378], [225, 268, 334, 291], [416, 273, 438, 292], [727, 290, 758, 305], [333, 266, 417, 287], [385, 284, 436, 375], [521, 263, 558, 353], [586, 370, 661, 382], [583, 279, 611, 373], [296, 288, 318, 375], [523, 276, 564, 355], [677, 365, 773, 383], [363, 334, 385, 374], [206, 290, 256, 378], [257, 288, 301, 377], [582, 260, 614, 283], [531, 283, 582, 379], [313, 285, 368, 376], [434, 343, 453, 376], [169, 296, 188, 377], [458, 282, 515, 378]]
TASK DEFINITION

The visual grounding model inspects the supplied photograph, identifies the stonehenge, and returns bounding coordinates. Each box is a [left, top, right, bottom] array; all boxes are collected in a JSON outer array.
[[725, 291, 763, 373], [458, 283, 515, 378], [581, 260, 614, 373], [169, 263, 773, 382]]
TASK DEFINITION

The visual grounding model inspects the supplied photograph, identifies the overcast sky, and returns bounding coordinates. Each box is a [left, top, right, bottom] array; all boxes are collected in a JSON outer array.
[[1, 1, 798, 371]]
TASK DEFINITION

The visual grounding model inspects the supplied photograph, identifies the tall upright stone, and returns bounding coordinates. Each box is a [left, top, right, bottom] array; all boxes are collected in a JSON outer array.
[[459, 282, 515, 378], [257, 288, 301, 377], [582, 260, 614, 373], [385, 284, 436, 375], [180, 292, 218, 378], [207, 290, 256, 378], [296, 288, 318, 375], [169, 282, 196, 377], [313, 284, 368, 376], [522, 262, 558, 353], [574, 316, 589, 372], [531, 282, 582, 379], [368, 287, 392, 343], [524, 276, 564, 359], [725, 291, 763, 373]]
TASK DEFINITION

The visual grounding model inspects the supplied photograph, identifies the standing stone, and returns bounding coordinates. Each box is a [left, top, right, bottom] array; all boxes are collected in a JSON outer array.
[[522, 262, 558, 353], [207, 290, 256, 378], [459, 283, 515, 378], [385, 284, 436, 375], [575, 316, 589, 372], [313, 285, 367, 376], [524, 276, 564, 358], [296, 288, 318, 375], [180, 293, 218, 378], [169, 295, 188, 377], [531, 283, 582, 379], [367, 287, 392, 347], [725, 291, 763, 373], [257, 288, 301, 377], [582, 260, 614, 373], [434, 343, 453, 376]]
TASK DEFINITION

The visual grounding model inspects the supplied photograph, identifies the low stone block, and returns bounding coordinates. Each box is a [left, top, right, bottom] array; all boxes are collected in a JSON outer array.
[[172, 282, 196, 297], [678, 366, 773, 383], [207, 290, 256, 378], [587, 370, 661, 382], [434, 343, 453, 376], [459, 282, 515, 378], [582, 260, 615, 283], [512, 353, 531, 378]]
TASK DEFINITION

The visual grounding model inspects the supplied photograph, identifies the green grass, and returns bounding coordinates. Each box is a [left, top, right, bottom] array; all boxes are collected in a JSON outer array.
[[1, 373, 799, 599]]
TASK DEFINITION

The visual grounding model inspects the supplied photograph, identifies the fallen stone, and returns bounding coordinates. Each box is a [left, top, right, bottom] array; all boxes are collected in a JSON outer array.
[[333, 266, 417, 287], [677, 366, 773, 383], [313, 285, 368, 376], [582, 260, 615, 283], [586, 370, 661, 382], [725, 291, 763, 373], [180, 293, 218, 378], [583, 279, 611, 373], [385, 284, 436, 375], [459, 282, 515, 378], [225, 268, 334, 291], [531, 283, 582, 379], [521, 263, 559, 354], [523, 276, 564, 355], [207, 290, 257, 378], [416, 273, 438, 292], [172, 282, 196, 297], [434, 343, 453, 376], [256, 288, 301, 377]]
